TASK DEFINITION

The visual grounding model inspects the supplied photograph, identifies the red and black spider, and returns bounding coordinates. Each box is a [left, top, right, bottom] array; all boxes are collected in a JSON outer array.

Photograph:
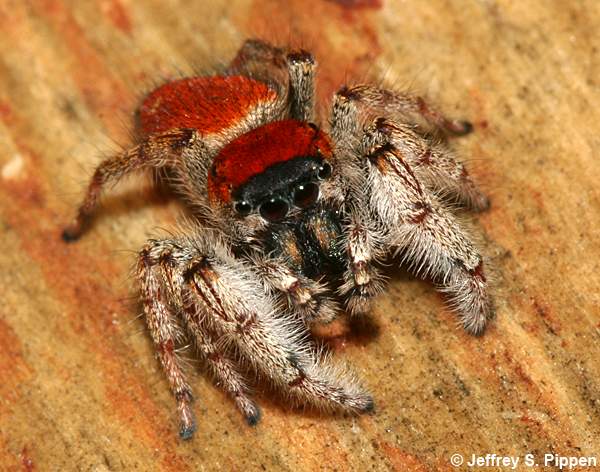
[[63, 39, 492, 439]]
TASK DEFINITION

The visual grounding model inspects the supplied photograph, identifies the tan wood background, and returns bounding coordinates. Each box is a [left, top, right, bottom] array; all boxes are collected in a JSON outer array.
[[1, 0, 599, 470]]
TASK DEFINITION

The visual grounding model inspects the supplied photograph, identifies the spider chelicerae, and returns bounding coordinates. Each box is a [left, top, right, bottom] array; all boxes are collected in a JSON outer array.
[[63, 39, 493, 439]]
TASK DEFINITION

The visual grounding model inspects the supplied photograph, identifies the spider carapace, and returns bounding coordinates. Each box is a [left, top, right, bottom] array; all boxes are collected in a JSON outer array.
[[63, 39, 492, 439]]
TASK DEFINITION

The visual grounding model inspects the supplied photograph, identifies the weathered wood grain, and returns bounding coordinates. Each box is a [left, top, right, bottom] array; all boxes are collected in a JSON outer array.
[[0, 0, 599, 470]]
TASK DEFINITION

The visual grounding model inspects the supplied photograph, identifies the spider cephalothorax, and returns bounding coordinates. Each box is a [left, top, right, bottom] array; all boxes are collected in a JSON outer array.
[[63, 39, 493, 439]]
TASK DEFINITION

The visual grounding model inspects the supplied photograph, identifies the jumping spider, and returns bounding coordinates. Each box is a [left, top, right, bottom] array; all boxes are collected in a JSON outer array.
[[63, 39, 493, 439]]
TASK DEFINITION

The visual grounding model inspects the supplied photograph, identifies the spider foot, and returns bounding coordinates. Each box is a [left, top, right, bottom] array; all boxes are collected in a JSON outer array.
[[61, 220, 85, 242], [234, 393, 262, 426], [363, 396, 375, 413], [448, 119, 474, 136], [179, 422, 197, 440], [244, 405, 262, 426], [471, 194, 491, 213], [178, 405, 197, 440]]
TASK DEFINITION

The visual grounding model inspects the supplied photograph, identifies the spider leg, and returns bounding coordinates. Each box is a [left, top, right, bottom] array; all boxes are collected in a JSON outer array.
[[328, 94, 387, 314], [286, 50, 316, 122], [63, 128, 198, 241], [334, 84, 473, 136], [329, 88, 489, 319], [139, 237, 261, 436], [338, 211, 385, 314], [228, 38, 316, 122], [227, 38, 288, 85], [138, 240, 197, 439], [179, 233, 373, 413], [181, 302, 261, 425], [375, 119, 489, 211], [363, 131, 493, 334]]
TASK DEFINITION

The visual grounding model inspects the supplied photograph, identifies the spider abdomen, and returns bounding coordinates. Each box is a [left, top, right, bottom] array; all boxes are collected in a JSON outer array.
[[139, 76, 277, 135]]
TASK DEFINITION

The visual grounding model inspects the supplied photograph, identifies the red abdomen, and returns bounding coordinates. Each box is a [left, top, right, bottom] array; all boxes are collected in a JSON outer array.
[[139, 76, 277, 135]]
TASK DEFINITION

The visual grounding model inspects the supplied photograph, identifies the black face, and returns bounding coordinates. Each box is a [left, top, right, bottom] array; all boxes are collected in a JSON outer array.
[[232, 156, 332, 222]]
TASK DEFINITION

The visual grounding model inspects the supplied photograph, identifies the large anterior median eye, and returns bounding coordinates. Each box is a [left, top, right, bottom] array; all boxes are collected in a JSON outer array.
[[293, 182, 319, 208], [260, 198, 289, 222]]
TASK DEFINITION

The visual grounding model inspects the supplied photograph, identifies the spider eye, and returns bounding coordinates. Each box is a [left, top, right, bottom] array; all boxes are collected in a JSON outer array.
[[234, 200, 252, 216], [318, 162, 332, 180], [293, 182, 319, 208], [260, 198, 289, 222]]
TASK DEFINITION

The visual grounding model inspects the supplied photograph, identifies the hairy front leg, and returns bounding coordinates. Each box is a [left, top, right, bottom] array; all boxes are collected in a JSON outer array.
[[364, 133, 493, 334], [180, 237, 373, 413], [181, 302, 261, 425], [139, 235, 263, 436], [372, 119, 489, 211], [138, 240, 197, 439]]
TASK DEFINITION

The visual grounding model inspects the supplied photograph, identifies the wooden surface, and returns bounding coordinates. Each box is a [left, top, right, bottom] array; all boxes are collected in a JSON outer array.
[[1, 1, 599, 470]]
